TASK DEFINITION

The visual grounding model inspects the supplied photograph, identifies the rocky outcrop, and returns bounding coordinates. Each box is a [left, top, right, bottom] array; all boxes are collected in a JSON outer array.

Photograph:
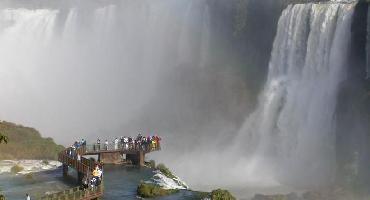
[[208, 189, 236, 200]]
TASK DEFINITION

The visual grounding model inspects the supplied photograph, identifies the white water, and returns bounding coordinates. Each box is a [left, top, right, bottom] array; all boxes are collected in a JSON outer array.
[[367, 6, 370, 79], [0, 160, 61, 174], [146, 170, 189, 190], [235, 2, 355, 187]]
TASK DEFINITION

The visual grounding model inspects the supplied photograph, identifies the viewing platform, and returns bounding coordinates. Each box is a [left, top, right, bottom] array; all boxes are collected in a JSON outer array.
[[39, 139, 161, 200], [82, 143, 161, 166]]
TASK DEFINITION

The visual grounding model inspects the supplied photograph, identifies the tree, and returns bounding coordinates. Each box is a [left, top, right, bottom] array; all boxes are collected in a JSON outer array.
[[0, 133, 8, 144]]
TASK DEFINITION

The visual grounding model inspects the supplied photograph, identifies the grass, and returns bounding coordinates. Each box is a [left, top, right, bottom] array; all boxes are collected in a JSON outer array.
[[0, 121, 64, 160], [10, 164, 24, 174], [137, 182, 179, 198]]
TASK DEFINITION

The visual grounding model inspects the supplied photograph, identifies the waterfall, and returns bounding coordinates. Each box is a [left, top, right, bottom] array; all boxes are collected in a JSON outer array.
[[177, 0, 210, 67], [237, 2, 355, 186], [367, 4, 370, 79], [0, 0, 212, 144]]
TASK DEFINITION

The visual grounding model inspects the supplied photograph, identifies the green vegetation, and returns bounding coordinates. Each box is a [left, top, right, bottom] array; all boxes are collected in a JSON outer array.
[[156, 163, 177, 179], [195, 189, 236, 200], [42, 160, 49, 165], [146, 160, 156, 168], [0, 133, 8, 144], [10, 164, 24, 174], [0, 121, 64, 160], [194, 191, 210, 199], [137, 182, 179, 198], [209, 189, 236, 200]]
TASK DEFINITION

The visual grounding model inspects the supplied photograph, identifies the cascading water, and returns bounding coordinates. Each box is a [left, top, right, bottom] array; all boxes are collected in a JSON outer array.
[[0, 0, 212, 144], [236, 2, 356, 186], [367, 5, 370, 79], [0, 0, 362, 195]]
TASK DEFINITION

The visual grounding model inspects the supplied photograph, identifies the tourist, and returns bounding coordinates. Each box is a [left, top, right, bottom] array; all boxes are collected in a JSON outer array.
[[81, 139, 86, 146], [155, 135, 161, 149], [92, 166, 99, 180], [92, 165, 103, 186], [72, 145, 77, 158], [97, 166, 103, 181], [90, 177, 98, 191], [104, 140, 109, 150], [131, 137, 136, 150], [114, 137, 119, 150], [142, 136, 147, 150], [146, 136, 151, 150], [123, 136, 129, 150], [152, 136, 156, 149], [81, 175, 89, 190], [97, 138, 101, 151], [128, 137, 133, 149], [26, 194, 30, 200], [120, 136, 124, 148]]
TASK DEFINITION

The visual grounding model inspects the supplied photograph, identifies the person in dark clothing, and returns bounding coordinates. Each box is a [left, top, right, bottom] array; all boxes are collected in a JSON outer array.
[[97, 138, 101, 151]]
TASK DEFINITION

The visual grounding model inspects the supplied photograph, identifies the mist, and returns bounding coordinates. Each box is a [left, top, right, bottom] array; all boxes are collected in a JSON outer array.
[[0, 0, 257, 192], [1, 0, 369, 198]]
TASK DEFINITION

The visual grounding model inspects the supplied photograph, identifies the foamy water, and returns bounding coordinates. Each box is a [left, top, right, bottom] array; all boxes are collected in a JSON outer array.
[[147, 170, 189, 190], [0, 160, 61, 174]]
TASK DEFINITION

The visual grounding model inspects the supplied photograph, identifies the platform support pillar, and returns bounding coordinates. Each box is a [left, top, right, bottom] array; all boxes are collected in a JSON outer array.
[[77, 171, 84, 185], [62, 164, 68, 177]]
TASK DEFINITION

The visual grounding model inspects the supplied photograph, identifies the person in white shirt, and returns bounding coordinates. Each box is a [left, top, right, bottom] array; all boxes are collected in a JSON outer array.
[[104, 140, 109, 150], [123, 137, 129, 149], [114, 138, 119, 150], [26, 194, 31, 200]]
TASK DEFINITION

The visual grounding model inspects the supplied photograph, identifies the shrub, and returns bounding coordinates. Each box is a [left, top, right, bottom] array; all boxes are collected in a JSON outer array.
[[146, 160, 156, 168], [137, 182, 178, 198], [10, 164, 24, 174], [42, 160, 49, 165], [210, 189, 236, 200]]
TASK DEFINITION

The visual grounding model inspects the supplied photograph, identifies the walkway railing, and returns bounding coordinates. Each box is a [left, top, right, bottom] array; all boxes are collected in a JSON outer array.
[[46, 146, 103, 200], [84, 143, 161, 154], [58, 147, 97, 174], [39, 185, 103, 200]]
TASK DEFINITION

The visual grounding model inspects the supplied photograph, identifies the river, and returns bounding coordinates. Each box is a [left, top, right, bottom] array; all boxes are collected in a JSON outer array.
[[0, 164, 201, 200]]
